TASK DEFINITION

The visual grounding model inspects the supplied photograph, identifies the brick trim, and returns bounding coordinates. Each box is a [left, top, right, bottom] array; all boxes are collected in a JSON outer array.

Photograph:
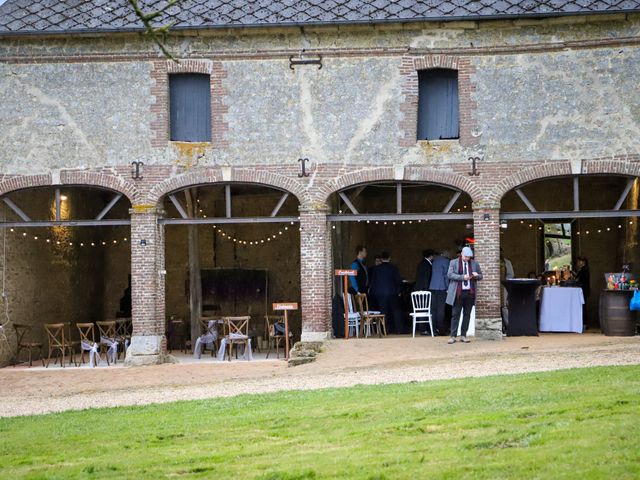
[[492, 157, 640, 202], [398, 55, 478, 148], [149, 59, 229, 149], [0, 171, 136, 202], [146, 167, 304, 204], [319, 166, 481, 203]]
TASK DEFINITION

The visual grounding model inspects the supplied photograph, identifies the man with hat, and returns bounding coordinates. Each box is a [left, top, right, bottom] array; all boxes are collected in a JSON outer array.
[[446, 246, 483, 344]]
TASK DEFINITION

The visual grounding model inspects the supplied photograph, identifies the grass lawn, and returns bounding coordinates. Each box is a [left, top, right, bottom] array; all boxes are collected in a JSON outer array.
[[1, 366, 639, 479]]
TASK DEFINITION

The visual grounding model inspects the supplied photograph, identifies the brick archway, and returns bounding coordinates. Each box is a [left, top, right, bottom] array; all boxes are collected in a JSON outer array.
[[493, 159, 640, 202], [0, 171, 136, 202], [318, 166, 481, 203], [148, 167, 305, 204]]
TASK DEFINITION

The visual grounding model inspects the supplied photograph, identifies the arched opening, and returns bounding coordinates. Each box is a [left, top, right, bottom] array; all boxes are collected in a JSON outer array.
[[329, 181, 473, 338], [159, 182, 301, 361], [0, 185, 132, 368], [500, 174, 640, 334]]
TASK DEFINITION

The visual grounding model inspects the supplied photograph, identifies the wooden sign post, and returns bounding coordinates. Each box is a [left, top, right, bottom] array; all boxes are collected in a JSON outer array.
[[335, 269, 357, 339], [272, 302, 298, 360]]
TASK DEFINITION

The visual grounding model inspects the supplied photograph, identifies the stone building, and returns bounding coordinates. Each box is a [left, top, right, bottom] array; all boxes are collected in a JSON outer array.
[[0, 1, 639, 366]]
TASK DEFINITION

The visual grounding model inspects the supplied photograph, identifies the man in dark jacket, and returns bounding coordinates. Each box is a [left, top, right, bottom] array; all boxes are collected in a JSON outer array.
[[429, 250, 450, 336], [415, 249, 435, 291], [414, 249, 435, 334], [348, 245, 368, 295], [370, 251, 403, 334]]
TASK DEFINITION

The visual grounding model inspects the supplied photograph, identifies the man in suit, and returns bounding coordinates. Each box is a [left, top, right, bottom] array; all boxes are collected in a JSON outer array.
[[415, 249, 435, 291], [429, 250, 450, 336], [446, 246, 483, 344], [369, 251, 403, 334]]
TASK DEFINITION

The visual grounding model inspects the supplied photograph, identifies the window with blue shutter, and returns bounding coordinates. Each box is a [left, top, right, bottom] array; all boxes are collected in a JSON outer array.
[[417, 69, 459, 141], [169, 74, 212, 142]]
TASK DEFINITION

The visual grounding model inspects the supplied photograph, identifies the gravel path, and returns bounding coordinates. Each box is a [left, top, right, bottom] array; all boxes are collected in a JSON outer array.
[[1, 335, 638, 418]]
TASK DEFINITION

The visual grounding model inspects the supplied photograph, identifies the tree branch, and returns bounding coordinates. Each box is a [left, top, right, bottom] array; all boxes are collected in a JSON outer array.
[[127, 0, 180, 62]]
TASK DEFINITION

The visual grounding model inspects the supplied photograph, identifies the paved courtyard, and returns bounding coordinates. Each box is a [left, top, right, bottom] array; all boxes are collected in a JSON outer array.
[[1, 333, 638, 417]]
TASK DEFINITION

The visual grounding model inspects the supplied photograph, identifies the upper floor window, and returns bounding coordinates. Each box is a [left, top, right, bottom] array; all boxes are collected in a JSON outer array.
[[169, 73, 211, 142], [417, 69, 459, 141]]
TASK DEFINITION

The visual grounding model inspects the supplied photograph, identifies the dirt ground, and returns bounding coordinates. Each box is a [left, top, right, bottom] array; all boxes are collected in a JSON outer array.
[[1, 333, 639, 417]]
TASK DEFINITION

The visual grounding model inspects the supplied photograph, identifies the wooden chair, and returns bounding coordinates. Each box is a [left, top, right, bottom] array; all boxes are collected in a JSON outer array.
[[44, 323, 75, 368], [355, 294, 387, 338], [410, 291, 433, 338], [65, 322, 80, 363], [12, 323, 44, 367], [76, 323, 101, 367], [265, 314, 287, 359], [115, 318, 132, 359], [96, 320, 119, 365], [223, 316, 250, 362], [195, 317, 221, 357], [167, 318, 187, 354]]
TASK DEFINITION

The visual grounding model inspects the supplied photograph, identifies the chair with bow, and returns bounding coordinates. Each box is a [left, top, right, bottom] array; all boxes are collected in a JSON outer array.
[[76, 323, 102, 367], [218, 316, 252, 362], [96, 320, 119, 365]]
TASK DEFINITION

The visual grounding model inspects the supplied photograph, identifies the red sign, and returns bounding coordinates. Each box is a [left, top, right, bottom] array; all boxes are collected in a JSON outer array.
[[335, 269, 357, 276], [273, 302, 298, 311]]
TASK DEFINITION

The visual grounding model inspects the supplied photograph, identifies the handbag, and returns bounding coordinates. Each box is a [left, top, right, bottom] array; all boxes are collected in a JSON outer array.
[[630, 290, 640, 311]]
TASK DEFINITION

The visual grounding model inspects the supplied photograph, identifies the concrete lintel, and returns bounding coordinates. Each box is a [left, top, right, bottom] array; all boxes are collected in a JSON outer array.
[[393, 165, 405, 181]]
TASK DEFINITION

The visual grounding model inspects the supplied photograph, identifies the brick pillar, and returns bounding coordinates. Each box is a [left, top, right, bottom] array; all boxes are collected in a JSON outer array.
[[299, 202, 333, 341], [125, 206, 168, 366], [473, 204, 502, 340]]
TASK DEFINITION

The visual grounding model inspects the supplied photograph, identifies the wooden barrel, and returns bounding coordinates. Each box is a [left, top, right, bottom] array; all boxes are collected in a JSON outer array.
[[599, 290, 637, 336]]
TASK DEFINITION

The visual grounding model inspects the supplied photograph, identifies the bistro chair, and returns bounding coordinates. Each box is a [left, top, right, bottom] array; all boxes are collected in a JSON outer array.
[[167, 318, 187, 354], [65, 322, 80, 363], [96, 320, 119, 365], [355, 294, 387, 338], [12, 323, 44, 367], [76, 323, 102, 367], [221, 316, 251, 362], [115, 318, 132, 359], [194, 317, 221, 358], [342, 294, 361, 338], [264, 314, 287, 359], [410, 291, 433, 338], [44, 323, 75, 368]]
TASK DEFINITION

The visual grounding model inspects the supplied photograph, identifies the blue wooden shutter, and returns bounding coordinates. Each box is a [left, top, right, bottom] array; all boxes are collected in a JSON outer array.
[[169, 74, 212, 142], [417, 69, 459, 141]]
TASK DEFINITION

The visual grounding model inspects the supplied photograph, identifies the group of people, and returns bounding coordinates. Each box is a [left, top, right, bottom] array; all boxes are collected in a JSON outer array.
[[348, 245, 483, 344]]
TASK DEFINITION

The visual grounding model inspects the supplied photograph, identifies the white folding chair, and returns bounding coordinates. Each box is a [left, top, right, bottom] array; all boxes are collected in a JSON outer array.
[[343, 294, 361, 338], [410, 291, 433, 338]]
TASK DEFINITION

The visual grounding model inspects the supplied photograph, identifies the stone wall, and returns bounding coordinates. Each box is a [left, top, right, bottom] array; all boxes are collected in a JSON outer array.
[[1, 14, 639, 362]]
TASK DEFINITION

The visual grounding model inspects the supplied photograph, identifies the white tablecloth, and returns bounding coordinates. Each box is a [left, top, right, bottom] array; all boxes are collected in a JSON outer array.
[[539, 287, 584, 333], [455, 306, 475, 337]]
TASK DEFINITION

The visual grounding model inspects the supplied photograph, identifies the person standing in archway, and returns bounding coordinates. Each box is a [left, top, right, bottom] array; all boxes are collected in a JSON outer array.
[[348, 245, 369, 295], [446, 246, 483, 344], [370, 252, 403, 334]]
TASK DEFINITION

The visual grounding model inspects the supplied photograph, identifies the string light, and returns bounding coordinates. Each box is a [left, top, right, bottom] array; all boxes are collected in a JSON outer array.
[[211, 224, 292, 247], [5, 229, 129, 249]]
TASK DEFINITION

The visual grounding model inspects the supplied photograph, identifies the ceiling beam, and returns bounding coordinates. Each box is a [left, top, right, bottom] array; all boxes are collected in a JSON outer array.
[[225, 184, 232, 218], [614, 177, 635, 210], [338, 192, 359, 215], [515, 188, 537, 212], [328, 212, 472, 222], [270, 192, 290, 217], [573, 176, 580, 212], [396, 183, 402, 214], [169, 194, 189, 219], [442, 191, 462, 213], [162, 216, 299, 225], [0, 220, 130, 228], [2, 197, 31, 222], [95, 193, 123, 220], [501, 209, 639, 220]]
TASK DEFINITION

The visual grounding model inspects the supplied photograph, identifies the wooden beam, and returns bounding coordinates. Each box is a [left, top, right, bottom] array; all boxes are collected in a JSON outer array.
[[270, 192, 290, 217], [396, 183, 402, 214], [2, 197, 31, 222], [95, 193, 123, 220], [225, 184, 231, 218], [55, 189, 61, 221], [614, 178, 635, 210], [515, 188, 537, 212], [338, 192, 359, 215], [573, 176, 580, 212], [442, 191, 462, 213], [169, 194, 189, 219]]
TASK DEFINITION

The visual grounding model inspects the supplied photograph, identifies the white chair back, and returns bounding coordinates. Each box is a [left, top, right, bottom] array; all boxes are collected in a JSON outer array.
[[411, 291, 431, 313]]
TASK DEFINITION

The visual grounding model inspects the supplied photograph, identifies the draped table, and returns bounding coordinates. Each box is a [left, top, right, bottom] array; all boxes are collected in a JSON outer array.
[[539, 287, 584, 333]]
